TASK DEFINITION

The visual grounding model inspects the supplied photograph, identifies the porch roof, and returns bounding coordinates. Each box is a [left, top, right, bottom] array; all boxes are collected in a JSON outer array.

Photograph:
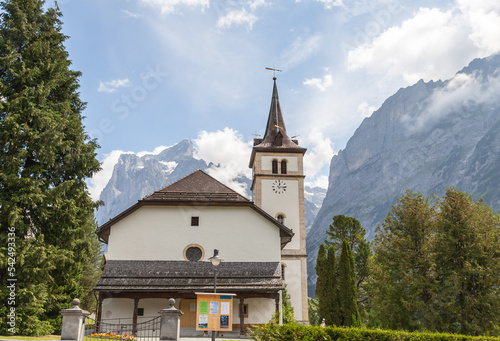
[[95, 260, 284, 293]]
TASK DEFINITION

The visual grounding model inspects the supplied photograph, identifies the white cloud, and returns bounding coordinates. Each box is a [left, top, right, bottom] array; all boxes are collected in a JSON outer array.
[[281, 35, 322, 69], [315, 0, 343, 10], [193, 128, 253, 196], [347, 6, 493, 84], [357, 101, 377, 118], [303, 130, 334, 178], [403, 70, 500, 133], [139, 0, 209, 14], [88, 150, 133, 201], [122, 9, 142, 18], [303, 73, 333, 91], [457, 0, 500, 53], [248, 0, 269, 11], [98, 78, 131, 93], [137, 145, 170, 157], [216, 8, 258, 30], [305, 175, 329, 189]]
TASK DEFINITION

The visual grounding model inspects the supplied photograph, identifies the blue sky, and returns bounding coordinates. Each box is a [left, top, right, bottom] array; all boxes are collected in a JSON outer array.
[[53, 0, 500, 198]]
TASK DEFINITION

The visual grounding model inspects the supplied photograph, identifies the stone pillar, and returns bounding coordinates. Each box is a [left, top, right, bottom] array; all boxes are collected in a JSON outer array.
[[60, 298, 90, 341], [159, 298, 183, 341]]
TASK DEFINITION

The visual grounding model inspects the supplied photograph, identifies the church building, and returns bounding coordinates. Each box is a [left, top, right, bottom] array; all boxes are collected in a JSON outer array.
[[94, 77, 309, 333]]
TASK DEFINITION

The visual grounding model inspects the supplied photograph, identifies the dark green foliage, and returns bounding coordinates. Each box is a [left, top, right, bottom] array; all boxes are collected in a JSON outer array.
[[315, 244, 340, 326], [0, 0, 101, 335], [251, 323, 500, 341], [308, 297, 320, 326], [339, 240, 361, 327], [434, 189, 500, 335], [326, 215, 365, 253], [371, 190, 436, 331], [282, 285, 296, 324], [315, 244, 328, 322], [371, 189, 500, 336], [324, 245, 340, 326], [325, 215, 371, 309]]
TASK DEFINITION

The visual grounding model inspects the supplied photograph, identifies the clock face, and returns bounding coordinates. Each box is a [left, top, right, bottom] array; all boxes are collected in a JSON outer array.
[[272, 179, 287, 194]]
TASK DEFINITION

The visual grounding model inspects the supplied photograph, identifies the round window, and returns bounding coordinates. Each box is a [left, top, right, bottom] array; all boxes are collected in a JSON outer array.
[[186, 246, 203, 262]]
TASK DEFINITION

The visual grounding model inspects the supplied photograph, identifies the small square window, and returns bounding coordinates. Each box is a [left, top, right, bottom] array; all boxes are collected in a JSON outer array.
[[137, 308, 144, 317], [191, 216, 199, 226]]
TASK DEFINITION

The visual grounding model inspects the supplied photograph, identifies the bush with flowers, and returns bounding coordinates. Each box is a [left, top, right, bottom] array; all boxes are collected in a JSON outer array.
[[90, 332, 136, 340]]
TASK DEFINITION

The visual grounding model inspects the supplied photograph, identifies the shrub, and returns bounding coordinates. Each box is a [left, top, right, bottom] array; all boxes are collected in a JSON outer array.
[[251, 324, 500, 341]]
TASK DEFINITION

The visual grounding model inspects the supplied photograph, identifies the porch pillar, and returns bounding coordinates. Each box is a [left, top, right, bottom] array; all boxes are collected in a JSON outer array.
[[96, 292, 103, 333], [239, 298, 245, 335], [275, 293, 280, 323], [132, 297, 139, 336]]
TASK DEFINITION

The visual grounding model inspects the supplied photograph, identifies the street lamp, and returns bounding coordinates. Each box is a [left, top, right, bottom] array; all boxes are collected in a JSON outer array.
[[208, 249, 223, 341]]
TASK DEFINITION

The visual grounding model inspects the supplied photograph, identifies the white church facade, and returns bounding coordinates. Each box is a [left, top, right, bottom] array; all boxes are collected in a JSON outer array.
[[94, 77, 309, 334]]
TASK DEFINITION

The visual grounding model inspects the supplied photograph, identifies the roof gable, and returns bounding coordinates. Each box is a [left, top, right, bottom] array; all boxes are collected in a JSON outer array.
[[143, 169, 249, 203]]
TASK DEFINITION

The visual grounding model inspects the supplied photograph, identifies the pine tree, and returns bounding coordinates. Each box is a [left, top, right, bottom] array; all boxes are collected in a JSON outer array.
[[370, 190, 437, 331], [0, 0, 101, 335], [324, 245, 340, 326], [339, 240, 361, 327], [434, 188, 500, 335], [315, 244, 340, 326], [315, 244, 328, 322]]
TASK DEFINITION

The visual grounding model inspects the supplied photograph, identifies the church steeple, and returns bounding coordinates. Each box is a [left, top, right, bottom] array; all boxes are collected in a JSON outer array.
[[249, 77, 306, 168], [248, 76, 309, 324]]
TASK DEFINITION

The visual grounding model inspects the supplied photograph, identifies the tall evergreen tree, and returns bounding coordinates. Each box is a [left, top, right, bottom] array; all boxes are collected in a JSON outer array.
[[325, 245, 340, 326], [434, 188, 500, 335], [315, 244, 328, 322], [371, 188, 500, 335], [370, 190, 437, 331], [339, 240, 361, 327], [0, 0, 101, 335], [326, 214, 371, 311], [315, 244, 340, 326]]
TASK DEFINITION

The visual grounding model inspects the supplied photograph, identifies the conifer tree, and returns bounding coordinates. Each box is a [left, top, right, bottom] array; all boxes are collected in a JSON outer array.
[[434, 188, 500, 335], [326, 215, 371, 293], [324, 245, 340, 326], [315, 243, 328, 322], [0, 0, 101, 335], [339, 240, 361, 327], [371, 190, 436, 331], [315, 244, 340, 326]]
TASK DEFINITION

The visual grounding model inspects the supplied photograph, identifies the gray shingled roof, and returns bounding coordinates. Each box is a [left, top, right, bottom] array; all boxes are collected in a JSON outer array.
[[143, 170, 249, 203], [95, 260, 284, 293]]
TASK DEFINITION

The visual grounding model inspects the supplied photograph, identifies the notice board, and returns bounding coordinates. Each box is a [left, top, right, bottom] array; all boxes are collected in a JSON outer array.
[[195, 292, 235, 331]]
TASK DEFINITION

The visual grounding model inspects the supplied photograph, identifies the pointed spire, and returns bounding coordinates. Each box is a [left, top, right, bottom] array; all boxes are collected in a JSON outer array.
[[249, 77, 307, 167], [258, 77, 299, 148]]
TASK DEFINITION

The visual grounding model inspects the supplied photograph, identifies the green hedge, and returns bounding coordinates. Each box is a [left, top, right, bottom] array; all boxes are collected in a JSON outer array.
[[250, 324, 500, 341]]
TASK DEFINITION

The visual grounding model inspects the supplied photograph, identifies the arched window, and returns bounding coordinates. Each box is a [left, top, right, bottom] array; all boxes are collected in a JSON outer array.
[[281, 160, 287, 174], [272, 160, 278, 174], [277, 214, 285, 224]]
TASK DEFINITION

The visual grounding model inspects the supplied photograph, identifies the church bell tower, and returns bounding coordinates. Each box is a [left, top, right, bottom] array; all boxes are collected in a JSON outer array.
[[249, 77, 309, 323]]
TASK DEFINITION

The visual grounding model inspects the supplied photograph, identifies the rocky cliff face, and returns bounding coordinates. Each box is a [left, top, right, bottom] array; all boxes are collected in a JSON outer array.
[[306, 54, 500, 296]]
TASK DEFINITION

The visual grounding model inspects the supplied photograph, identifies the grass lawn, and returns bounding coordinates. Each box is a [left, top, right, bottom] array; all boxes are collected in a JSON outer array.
[[0, 336, 60, 341]]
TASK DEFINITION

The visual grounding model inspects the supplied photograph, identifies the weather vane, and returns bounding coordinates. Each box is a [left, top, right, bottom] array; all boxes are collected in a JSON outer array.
[[265, 67, 282, 78]]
